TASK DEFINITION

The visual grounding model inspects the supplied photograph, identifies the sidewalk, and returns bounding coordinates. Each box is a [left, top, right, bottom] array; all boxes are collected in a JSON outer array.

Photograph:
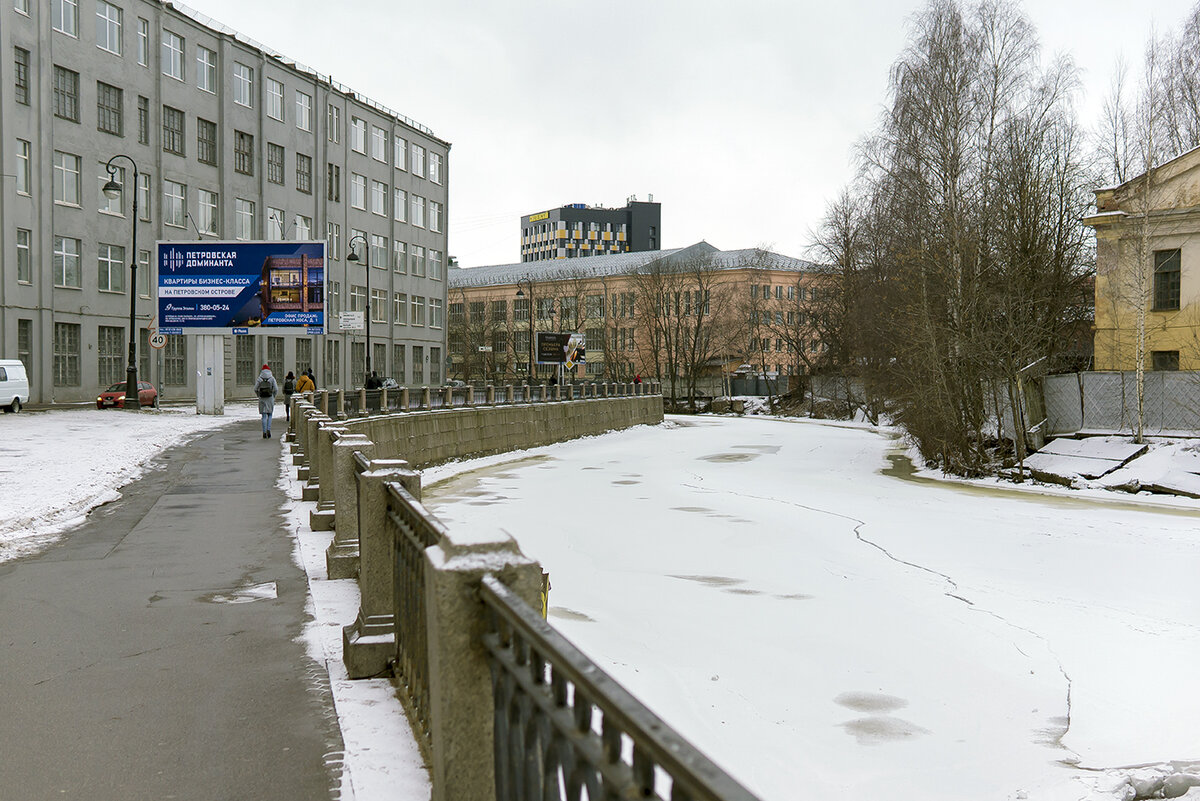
[[0, 419, 342, 800]]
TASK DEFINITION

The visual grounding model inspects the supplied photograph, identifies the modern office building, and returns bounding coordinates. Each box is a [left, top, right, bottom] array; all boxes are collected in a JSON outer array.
[[1, 0, 449, 404], [520, 198, 660, 262]]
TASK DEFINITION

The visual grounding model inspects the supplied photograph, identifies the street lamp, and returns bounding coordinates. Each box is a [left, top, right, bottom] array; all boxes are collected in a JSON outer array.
[[101, 155, 140, 411], [346, 235, 371, 386]]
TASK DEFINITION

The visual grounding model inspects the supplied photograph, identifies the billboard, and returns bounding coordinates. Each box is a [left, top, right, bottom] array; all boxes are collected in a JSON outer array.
[[536, 332, 571, 364], [157, 241, 325, 333]]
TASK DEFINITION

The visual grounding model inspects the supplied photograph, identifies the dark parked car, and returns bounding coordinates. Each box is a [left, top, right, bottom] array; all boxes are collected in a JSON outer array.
[[96, 381, 158, 409]]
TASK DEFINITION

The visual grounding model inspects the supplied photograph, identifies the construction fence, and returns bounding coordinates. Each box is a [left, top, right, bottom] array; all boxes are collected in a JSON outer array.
[[1041, 371, 1200, 436]]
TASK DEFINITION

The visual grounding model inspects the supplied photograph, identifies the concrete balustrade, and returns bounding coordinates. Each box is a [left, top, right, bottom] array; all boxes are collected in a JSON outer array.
[[326, 432, 375, 579]]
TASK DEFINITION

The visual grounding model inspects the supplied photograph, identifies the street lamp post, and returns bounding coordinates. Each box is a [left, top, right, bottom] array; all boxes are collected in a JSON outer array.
[[101, 155, 140, 411], [346, 235, 370, 386]]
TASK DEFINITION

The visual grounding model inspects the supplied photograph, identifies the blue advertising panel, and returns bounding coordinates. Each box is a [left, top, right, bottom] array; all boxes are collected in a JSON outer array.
[[157, 241, 325, 333]]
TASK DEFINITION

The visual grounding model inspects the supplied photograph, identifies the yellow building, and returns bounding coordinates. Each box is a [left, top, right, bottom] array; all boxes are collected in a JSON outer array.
[[446, 242, 823, 388], [1085, 147, 1200, 370]]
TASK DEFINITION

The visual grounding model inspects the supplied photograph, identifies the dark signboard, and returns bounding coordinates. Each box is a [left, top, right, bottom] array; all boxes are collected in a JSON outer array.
[[536, 332, 571, 364], [157, 241, 325, 333]]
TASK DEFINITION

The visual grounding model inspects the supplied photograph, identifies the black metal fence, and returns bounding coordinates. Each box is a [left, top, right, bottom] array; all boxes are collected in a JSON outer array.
[[479, 575, 761, 801], [335, 381, 655, 416]]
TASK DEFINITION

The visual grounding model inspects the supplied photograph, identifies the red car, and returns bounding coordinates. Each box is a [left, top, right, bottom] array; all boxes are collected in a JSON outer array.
[[96, 381, 159, 409]]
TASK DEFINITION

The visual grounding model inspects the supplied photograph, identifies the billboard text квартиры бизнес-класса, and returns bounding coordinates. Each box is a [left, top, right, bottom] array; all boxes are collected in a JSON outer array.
[[156, 241, 326, 334]]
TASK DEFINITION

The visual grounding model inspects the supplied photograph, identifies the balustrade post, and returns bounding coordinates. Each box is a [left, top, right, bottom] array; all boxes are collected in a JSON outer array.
[[292, 400, 315, 466], [566, 383, 574, 401], [326, 432, 376, 579], [380, 386, 388, 411], [444, 386, 454, 408], [506, 384, 515, 404], [421, 386, 431, 409], [357, 387, 367, 416], [465, 386, 474, 407], [343, 459, 421, 679], [301, 412, 331, 501], [486, 384, 495, 405], [425, 530, 543, 801], [336, 388, 347, 419], [400, 386, 410, 411], [309, 420, 346, 530]]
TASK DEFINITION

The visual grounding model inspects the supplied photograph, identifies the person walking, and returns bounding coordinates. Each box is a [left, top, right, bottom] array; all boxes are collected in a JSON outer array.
[[295, 369, 315, 398], [281, 371, 296, 421], [254, 364, 278, 439]]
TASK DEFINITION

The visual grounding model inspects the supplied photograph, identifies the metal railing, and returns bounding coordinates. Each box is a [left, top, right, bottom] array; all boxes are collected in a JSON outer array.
[[335, 381, 662, 417], [479, 575, 761, 801], [384, 477, 445, 755]]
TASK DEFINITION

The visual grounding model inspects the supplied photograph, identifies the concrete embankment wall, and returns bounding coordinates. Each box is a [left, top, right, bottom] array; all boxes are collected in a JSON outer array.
[[340, 396, 664, 467]]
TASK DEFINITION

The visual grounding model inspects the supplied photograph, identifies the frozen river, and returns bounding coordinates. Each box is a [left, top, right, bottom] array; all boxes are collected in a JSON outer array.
[[423, 415, 1200, 801]]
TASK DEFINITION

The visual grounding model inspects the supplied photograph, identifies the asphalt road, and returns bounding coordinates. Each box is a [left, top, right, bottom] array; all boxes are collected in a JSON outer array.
[[0, 420, 342, 801]]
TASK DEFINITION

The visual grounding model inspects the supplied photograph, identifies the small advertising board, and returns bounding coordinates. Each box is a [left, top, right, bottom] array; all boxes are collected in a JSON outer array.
[[536, 332, 571, 364], [157, 241, 325, 333]]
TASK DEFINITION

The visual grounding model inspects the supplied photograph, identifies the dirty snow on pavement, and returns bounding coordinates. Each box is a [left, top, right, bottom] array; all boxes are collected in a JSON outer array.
[[0, 404, 258, 562], [422, 415, 1200, 801]]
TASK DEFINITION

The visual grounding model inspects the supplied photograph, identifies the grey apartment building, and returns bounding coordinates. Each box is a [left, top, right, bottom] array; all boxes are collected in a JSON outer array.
[[1, 0, 449, 404], [520, 198, 660, 262]]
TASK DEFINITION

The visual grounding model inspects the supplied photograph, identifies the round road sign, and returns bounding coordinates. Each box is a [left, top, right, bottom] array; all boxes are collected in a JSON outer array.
[[149, 332, 167, 349]]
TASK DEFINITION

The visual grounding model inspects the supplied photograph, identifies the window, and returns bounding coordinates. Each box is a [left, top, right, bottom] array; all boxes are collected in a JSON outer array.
[[96, 1, 122, 54], [53, 151, 81, 205], [371, 289, 387, 323], [97, 82, 123, 136], [138, 96, 149, 144], [162, 106, 185, 155], [267, 207, 284, 240], [14, 47, 30, 105], [197, 118, 217, 166], [198, 189, 218, 235], [233, 63, 253, 106], [197, 46, 216, 93], [429, 152, 442, 184], [1153, 249, 1181, 311], [327, 222, 341, 260], [163, 179, 186, 227], [16, 229, 32, 284], [351, 117, 366, 153], [53, 0, 78, 36], [162, 31, 184, 80], [54, 236, 81, 287], [296, 153, 312, 194], [266, 78, 284, 121], [393, 241, 407, 273], [15, 0, 28, 14], [15, 140, 30, 195], [350, 173, 366, 209], [163, 335, 186, 385], [393, 293, 407, 325], [138, 173, 151, 221], [267, 143, 285, 184], [370, 233, 388, 267], [235, 335, 256, 384], [410, 245, 426, 277], [411, 143, 425, 177], [137, 18, 148, 66], [234, 131, 254, 175], [430, 348, 441, 385], [394, 188, 407, 222], [371, 126, 387, 161], [54, 323, 81, 387], [325, 339, 340, 385], [412, 346, 423, 384], [267, 337, 284, 378], [53, 66, 80, 121], [98, 243, 125, 293], [430, 298, 443, 329], [297, 338, 313, 377], [98, 163, 123, 214], [411, 296, 425, 326], [1152, 350, 1180, 371], [394, 136, 407, 169], [393, 345, 405, 382], [429, 200, 443, 233], [17, 321, 32, 387], [409, 196, 427, 228], [294, 214, 312, 240], [429, 250, 443, 280], [371, 180, 387, 215], [514, 298, 529, 323], [235, 198, 255, 240], [326, 163, 341, 202], [296, 91, 312, 131], [349, 284, 365, 313], [327, 104, 340, 143]]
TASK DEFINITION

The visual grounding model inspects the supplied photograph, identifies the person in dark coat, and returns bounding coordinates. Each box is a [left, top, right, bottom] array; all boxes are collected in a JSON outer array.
[[253, 364, 278, 438], [282, 371, 296, 421]]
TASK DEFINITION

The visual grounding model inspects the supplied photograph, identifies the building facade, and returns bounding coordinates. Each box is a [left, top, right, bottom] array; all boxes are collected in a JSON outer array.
[[1085, 147, 1200, 371], [1, 0, 449, 404], [448, 242, 824, 390], [520, 198, 660, 262]]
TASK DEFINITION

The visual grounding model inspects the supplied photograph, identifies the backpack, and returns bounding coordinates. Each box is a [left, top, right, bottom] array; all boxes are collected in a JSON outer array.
[[257, 382, 273, 398], [283, 378, 295, 394]]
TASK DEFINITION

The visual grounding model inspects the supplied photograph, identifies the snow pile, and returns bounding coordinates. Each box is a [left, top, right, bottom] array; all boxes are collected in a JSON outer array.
[[0, 404, 257, 562]]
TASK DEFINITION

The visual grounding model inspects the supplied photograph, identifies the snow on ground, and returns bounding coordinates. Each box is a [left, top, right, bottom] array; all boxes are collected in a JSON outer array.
[[0, 403, 258, 561], [422, 414, 1200, 801]]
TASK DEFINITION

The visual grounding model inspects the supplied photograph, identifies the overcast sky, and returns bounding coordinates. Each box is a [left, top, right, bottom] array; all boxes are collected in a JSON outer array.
[[185, 0, 1196, 267]]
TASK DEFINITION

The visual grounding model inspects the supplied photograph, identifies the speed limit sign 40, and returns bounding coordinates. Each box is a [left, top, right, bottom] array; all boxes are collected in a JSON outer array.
[[149, 332, 167, 349]]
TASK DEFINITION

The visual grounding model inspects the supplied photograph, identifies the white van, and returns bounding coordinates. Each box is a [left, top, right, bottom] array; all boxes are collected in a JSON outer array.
[[0, 360, 30, 413]]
